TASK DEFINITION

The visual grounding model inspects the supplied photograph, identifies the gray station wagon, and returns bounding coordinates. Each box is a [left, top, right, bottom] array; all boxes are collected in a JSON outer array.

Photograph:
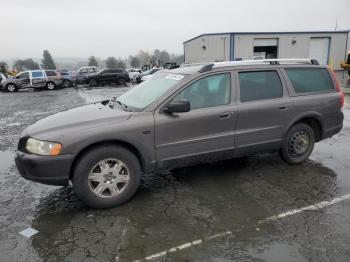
[[15, 59, 344, 208]]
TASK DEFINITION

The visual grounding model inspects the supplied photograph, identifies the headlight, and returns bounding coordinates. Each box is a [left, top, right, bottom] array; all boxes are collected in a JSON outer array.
[[26, 138, 62, 156]]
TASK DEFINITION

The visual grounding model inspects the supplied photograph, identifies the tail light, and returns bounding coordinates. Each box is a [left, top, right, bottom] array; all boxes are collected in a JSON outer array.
[[56, 71, 63, 80], [329, 67, 344, 108]]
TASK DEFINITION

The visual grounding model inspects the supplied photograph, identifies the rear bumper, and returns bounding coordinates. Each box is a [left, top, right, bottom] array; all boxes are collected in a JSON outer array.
[[322, 112, 344, 139], [15, 151, 75, 186]]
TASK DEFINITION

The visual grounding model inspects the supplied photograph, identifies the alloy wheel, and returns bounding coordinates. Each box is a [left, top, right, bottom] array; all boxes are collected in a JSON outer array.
[[88, 158, 130, 198], [7, 84, 16, 92]]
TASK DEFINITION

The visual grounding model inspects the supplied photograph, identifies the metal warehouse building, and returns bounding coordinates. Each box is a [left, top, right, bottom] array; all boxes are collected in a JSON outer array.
[[184, 31, 350, 70]]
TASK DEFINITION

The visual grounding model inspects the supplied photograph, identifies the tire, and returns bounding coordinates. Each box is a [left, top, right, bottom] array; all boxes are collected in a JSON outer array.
[[280, 123, 315, 165], [6, 83, 18, 92], [46, 82, 56, 90], [89, 79, 98, 87], [63, 79, 71, 88], [118, 78, 126, 86], [73, 145, 142, 209]]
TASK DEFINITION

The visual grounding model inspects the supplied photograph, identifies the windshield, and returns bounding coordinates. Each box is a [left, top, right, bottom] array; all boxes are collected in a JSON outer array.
[[116, 73, 185, 111]]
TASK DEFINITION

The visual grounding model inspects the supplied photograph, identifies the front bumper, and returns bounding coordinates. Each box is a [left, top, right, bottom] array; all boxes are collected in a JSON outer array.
[[15, 151, 75, 186]]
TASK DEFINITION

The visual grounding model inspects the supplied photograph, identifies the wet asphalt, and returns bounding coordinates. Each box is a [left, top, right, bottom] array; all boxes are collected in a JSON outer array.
[[0, 72, 350, 262]]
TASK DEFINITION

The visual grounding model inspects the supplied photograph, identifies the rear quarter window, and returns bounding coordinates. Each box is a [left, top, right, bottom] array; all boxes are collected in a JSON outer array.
[[45, 71, 57, 77], [285, 68, 334, 93]]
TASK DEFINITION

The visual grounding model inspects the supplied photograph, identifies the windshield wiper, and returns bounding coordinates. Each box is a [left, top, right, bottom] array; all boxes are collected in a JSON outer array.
[[115, 100, 132, 112]]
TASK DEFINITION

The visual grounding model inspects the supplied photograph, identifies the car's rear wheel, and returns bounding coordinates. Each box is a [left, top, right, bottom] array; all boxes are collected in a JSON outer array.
[[118, 78, 126, 86], [89, 79, 98, 87], [280, 123, 315, 165], [73, 145, 142, 209], [46, 82, 56, 90], [63, 79, 71, 88], [6, 83, 18, 92]]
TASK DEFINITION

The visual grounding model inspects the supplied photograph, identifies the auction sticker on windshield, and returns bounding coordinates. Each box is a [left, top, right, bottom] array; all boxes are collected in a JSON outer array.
[[165, 74, 184, 81]]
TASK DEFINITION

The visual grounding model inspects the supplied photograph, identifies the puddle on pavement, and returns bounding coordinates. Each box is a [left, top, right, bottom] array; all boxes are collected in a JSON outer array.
[[248, 242, 308, 262], [0, 150, 14, 172]]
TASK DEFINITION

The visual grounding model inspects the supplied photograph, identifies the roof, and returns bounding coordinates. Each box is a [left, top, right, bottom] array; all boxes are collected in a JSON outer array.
[[171, 59, 322, 75], [183, 30, 350, 44]]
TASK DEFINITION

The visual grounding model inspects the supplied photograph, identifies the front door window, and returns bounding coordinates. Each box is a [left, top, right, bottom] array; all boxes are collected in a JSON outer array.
[[174, 73, 231, 109]]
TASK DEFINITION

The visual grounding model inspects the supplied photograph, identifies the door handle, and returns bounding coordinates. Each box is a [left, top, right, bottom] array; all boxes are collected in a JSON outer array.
[[278, 105, 287, 110], [219, 112, 232, 119]]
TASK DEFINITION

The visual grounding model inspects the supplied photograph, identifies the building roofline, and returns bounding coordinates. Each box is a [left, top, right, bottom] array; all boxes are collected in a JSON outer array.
[[183, 30, 350, 44]]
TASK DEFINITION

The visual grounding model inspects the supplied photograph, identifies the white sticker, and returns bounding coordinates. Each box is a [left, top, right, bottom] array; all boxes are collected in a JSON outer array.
[[165, 74, 184, 81], [20, 227, 39, 238]]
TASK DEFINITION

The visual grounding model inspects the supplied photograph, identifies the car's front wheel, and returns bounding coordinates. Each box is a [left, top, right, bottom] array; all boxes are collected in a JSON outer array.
[[6, 83, 18, 92], [118, 78, 126, 86], [63, 79, 71, 88], [89, 79, 98, 87], [280, 123, 315, 165], [73, 145, 142, 209]]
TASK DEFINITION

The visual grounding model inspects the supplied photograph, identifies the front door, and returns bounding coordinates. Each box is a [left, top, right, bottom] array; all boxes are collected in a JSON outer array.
[[235, 69, 293, 156], [154, 72, 237, 169], [16, 72, 30, 88]]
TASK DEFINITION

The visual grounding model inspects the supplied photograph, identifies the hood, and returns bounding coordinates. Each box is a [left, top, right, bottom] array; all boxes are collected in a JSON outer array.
[[26, 101, 132, 139]]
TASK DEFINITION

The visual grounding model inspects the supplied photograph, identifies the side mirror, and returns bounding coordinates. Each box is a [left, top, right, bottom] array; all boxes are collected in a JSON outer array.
[[163, 99, 190, 114]]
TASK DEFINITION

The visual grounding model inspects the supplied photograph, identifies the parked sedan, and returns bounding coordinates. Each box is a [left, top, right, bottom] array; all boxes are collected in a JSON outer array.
[[137, 68, 163, 83], [1, 70, 63, 92], [126, 69, 142, 83], [61, 71, 77, 88], [83, 69, 130, 87]]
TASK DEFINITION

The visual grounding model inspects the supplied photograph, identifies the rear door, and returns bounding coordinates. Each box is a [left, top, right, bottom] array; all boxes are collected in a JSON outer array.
[[31, 71, 46, 88], [235, 69, 293, 155], [154, 72, 237, 169]]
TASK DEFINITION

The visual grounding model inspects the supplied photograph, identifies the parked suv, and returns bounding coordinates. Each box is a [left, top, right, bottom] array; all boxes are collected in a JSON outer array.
[[83, 68, 130, 87], [76, 66, 97, 84], [15, 59, 344, 208], [1, 70, 63, 92]]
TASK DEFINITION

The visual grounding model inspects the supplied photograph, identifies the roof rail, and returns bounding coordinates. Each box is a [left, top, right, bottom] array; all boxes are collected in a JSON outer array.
[[213, 58, 320, 68]]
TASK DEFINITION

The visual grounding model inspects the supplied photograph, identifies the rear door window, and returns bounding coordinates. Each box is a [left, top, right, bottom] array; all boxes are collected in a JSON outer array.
[[238, 71, 283, 102], [31, 71, 44, 78], [285, 68, 334, 93]]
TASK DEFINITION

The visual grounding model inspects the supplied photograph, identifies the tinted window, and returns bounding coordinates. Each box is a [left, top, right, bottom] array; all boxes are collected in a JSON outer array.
[[17, 72, 29, 79], [239, 71, 283, 102], [31, 71, 44, 78], [110, 69, 122, 73], [45, 71, 57, 77], [174, 73, 231, 109], [61, 72, 68, 76], [80, 69, 88, 74], [285, 68, 334, 93]]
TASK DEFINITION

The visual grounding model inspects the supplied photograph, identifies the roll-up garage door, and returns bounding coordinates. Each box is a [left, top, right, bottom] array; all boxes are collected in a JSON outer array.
[[253, 38, 278, 47]]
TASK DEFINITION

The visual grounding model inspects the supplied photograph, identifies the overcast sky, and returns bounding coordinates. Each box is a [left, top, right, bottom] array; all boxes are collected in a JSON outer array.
[[1, 0, 349, 60]]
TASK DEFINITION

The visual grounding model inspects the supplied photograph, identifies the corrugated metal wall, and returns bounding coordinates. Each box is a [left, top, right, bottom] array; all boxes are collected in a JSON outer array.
[[184, 32, 348, 70], [234, 33, 348, 70], [184, 34, 230, 63]]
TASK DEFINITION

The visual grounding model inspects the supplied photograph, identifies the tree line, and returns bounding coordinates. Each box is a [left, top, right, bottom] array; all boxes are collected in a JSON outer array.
[[0, 49, 184, 74]]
